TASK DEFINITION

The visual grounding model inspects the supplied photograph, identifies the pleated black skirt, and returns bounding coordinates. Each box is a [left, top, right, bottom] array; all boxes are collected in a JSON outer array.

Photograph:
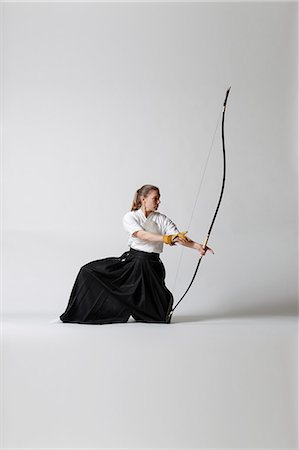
[[59, 248, 174, 324]]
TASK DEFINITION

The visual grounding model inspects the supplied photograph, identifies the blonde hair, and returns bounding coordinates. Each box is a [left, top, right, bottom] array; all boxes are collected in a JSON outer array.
[[131, 185, 160, 211]]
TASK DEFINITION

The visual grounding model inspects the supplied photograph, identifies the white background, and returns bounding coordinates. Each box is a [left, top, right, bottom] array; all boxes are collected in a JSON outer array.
[[2, 2, 298, 449], [3, 2, 297, 317]]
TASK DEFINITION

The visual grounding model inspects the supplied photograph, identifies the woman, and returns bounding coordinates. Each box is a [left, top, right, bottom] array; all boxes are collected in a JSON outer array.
[[59, 184, 213, 324]]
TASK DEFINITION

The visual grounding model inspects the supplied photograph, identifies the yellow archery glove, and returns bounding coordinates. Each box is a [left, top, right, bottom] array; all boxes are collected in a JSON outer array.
[[162, 231, 189, 245], [177, 231, 190, 241], [162, 234, 176, 245]]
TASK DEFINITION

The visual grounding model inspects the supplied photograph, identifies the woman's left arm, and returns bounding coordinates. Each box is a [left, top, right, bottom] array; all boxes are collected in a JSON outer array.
[[174, 235, 214, 256]]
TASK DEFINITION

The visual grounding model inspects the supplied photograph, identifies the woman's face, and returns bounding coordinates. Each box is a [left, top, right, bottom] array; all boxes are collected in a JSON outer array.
[[142, 190, 161, 212]]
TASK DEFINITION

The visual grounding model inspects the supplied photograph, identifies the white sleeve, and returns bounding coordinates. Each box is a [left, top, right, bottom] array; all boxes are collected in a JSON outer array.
[[122, 212, 143, 236], [163, 216, 180, 235]]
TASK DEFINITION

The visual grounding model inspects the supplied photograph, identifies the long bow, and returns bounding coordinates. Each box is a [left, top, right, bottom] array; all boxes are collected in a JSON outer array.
[[166, 87, 231, 323]]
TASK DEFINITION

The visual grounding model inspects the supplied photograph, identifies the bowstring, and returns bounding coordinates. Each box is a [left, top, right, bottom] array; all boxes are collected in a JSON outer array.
[[171, 107, 223, 294]]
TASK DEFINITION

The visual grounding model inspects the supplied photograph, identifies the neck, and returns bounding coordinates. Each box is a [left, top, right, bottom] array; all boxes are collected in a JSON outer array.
[[141, 206, 152, 218]]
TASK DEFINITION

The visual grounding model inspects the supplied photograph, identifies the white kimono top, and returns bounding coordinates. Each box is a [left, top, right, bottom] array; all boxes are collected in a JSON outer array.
[[123, 208, 179, 253]]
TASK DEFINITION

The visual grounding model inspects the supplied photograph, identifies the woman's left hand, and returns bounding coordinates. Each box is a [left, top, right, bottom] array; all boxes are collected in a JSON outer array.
[[174, 235, 214, 256], [197, 243, 214, 256]]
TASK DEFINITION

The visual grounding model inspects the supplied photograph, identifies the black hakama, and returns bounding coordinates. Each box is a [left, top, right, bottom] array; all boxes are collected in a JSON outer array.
[[59, 248, 173, 324]]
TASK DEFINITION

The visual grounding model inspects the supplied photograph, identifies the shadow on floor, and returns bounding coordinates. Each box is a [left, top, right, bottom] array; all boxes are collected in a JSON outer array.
[[171, 300, 298, 323]]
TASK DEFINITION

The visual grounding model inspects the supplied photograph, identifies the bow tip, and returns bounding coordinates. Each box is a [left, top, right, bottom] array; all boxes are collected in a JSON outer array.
[[224, 87, 231, 107]]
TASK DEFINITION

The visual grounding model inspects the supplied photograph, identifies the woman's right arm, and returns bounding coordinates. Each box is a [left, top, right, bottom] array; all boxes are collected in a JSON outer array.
[[132, 230, 163, 243]]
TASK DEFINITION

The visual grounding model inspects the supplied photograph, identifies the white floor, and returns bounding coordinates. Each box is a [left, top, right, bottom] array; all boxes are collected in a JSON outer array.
[[2, 312, 298, 449]]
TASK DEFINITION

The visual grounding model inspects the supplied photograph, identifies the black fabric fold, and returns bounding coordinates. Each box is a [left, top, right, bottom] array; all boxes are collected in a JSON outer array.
[[60, 248, 173, 324]]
